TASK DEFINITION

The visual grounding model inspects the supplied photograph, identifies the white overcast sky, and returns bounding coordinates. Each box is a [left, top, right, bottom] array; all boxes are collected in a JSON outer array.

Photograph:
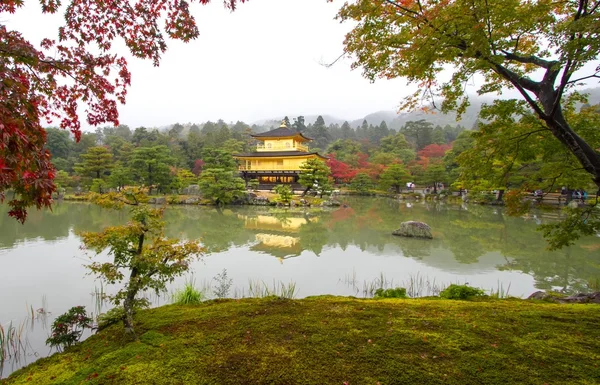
[[5, 0, 599, 129], [6, 0, 420, 128]]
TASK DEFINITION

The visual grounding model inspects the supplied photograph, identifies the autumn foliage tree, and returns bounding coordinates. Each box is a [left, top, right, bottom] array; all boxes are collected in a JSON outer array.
[[418, 144, 452, 160], [339, 0, 600, 247], [339, 0, 600, 193], [0, 0, 245, 222], [327, 154, 357, 184]]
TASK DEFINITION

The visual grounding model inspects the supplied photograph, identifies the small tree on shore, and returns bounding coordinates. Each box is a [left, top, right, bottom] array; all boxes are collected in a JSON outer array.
[[198, 169, 246, 206], [350, 173, 374, 195], [80, 188, 203, 336], [273, 184, 293, 204], [299, 158, 332, 197]]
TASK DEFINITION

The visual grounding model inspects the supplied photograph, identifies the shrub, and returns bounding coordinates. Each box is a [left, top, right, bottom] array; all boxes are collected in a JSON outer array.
[[97, 307, 126, 331], [273, 184, 293, 204], [248, 179, 259, 191], [212, 269, 233, 299], [374, 287, 407, 299], [46, 306, 92, 350], [167, 195, 180, 204], [97, 301, 148, 331], [440, 284, 485, 300]]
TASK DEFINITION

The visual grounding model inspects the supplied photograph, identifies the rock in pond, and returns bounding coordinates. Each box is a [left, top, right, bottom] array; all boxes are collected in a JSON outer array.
[[392, 221, 433, 239]]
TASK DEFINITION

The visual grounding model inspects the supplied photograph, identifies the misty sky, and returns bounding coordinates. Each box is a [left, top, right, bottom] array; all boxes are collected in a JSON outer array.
[[8, 0, 418, 128], [5, 0, 599, 129]]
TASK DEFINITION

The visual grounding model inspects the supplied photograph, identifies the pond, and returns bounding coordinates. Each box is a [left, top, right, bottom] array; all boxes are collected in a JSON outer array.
[[1, 197, 599, 377]]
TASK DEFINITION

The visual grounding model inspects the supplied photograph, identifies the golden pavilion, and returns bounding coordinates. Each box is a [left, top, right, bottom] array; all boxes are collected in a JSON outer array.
[[234, 121, 327, 187]]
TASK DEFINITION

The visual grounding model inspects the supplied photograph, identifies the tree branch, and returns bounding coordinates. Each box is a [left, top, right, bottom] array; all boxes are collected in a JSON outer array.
[[383, 0, 421, 17], [566, 71, 600, 84], [508, 128, 550, 141], [499, 50, 558, 69]]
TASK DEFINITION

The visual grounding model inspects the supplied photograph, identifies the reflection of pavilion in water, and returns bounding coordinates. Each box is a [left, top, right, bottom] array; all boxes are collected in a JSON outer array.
[[238, 214, 317, 262]]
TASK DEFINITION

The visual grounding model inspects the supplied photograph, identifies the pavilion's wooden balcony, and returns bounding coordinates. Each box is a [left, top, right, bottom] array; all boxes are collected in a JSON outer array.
[[256, 143, 309, 152], [238, 165, 302, 171]]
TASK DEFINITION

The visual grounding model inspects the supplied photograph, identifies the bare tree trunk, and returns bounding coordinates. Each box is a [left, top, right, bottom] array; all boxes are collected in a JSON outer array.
[[122, 231, 145, 337], [123, 278, 137, 336]]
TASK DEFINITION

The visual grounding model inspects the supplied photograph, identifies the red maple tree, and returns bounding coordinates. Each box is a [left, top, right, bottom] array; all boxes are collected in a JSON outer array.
[[0, 0, 245, 222], [417, 143, 452, 160], [327, 154, 357, 184]]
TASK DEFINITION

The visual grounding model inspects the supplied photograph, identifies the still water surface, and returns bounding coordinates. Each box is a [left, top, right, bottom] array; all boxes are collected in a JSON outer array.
[[1, 198, 598, 377]]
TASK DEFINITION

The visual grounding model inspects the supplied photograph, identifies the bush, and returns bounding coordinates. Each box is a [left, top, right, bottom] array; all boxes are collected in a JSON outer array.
[[374, 287, 407, 299], [46, 306, 92, 350], [273, 184, 293, 204], [97, 300, 149, 331], [439, 284, 485, 300], [97, 307, 126, 331], [167, 195, 180, 204], [248, 179, 259, 191]]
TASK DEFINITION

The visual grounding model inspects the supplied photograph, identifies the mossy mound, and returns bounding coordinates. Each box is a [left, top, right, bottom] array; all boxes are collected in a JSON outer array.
[[5, 297, 600, 384]]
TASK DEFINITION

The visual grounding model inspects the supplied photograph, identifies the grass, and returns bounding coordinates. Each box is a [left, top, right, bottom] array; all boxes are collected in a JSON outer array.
[[3, 296, 600, 384], [171, 280, 205, 305], [0, 321, 29, 366], [340, 272, 446, 298], [247, 280, 298, 299]]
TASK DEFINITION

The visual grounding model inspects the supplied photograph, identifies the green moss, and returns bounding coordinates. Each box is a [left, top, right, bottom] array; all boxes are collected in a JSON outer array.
[[4, 297, 600, 384]]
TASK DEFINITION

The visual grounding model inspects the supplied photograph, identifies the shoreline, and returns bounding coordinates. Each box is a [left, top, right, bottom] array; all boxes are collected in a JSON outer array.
[[57, 189, 587, 209]]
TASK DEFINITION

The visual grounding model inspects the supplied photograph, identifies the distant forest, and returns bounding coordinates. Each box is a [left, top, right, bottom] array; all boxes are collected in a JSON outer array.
[[46, 87, 600, 194]]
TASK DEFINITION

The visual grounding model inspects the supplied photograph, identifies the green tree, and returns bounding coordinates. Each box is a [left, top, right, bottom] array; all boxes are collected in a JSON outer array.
[[189, 124, 201, 135], [90, 178, 108, 193], [326, 139, 363, 164], [402, 120, 433, 151], [457, 98, 599, 245], [130, 146, 174, 194], [46, 127, 73, 160], [432, 127, 446, 145], [81, 188, 203, 335], [379, 132, 416, 163], [201, 148, 237, 171], [298, 158, 332, 197], [423, 163, 449, 194], [169, 123, 184, 139], [379, 164, 411, 194], [444, 130, 476, 190], [108, 164, 132, 191], [273, 184, 294, 204], [350, 173, 374, 195], [198, 169, 246, 206], [292, 116, 307, 132], [340, 121, 355, 139], [54, 170, 72, 191], [369, 120, 390, 144], [307, 115, 330, 151], [339, 0, 600, 246], [74, 146, 113, 181], [221, 139, 246, 155], [171, 169, 197, 193]]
